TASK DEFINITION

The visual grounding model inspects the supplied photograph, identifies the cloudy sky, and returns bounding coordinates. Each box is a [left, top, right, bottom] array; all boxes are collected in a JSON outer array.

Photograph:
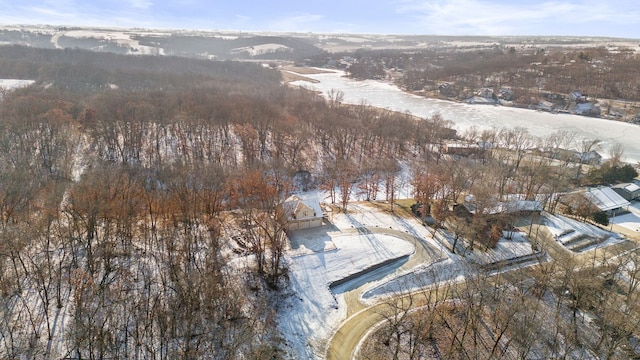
[[1, 0, 639, 38]]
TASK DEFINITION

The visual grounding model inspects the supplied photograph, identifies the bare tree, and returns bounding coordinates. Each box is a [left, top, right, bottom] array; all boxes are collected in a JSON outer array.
[[607, 142, 625, 167], [382, 158, 401, 211], [575, 138, 602, 180], [336, 158, 356, 212]]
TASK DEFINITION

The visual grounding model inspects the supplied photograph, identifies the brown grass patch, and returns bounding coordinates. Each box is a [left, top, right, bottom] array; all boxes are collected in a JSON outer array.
[[281, 66, 332, 75], [280, 66, 334, 83]]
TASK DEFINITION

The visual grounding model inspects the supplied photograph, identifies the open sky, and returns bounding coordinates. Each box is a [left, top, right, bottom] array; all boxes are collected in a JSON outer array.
[[1, 0, 639, 38]]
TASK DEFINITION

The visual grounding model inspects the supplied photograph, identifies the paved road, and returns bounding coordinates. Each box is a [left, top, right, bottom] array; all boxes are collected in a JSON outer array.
[[327, 283, 443, 360], [325, 225, 444, 359], [327, 227, 446, 360], [326, 216, 640, 360]]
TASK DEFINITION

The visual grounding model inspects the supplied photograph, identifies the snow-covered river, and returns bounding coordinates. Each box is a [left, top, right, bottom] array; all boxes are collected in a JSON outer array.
[[291, 70, 640, 163]]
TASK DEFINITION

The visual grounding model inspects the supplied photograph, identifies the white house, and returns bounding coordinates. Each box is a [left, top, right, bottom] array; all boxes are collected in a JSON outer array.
[[279, 195, 323, 231]]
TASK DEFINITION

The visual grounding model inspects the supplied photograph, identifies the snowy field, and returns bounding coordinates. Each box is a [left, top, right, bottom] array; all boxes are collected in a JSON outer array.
[[290, 231, 415, 286], [0, 79, 35, 90], [543, 212, 625, 251], [280, 213, 416, 359], [611, 212, 640, 232], [50, 30, 162, 54], [466, 230, 538, 265]]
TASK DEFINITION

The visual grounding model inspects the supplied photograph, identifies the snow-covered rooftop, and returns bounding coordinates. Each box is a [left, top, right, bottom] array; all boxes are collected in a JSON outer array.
[[285, 193, 324, 218], [281, 195, 322, 220], [464, 195, 542, 215], [618, 182, 640, 193], [583, 187, 630, 211], [627, 183, 640, 192]]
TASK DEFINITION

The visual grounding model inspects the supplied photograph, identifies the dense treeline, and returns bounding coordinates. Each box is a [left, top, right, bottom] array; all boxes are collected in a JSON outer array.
[[345, 46, 640, 108], [1, 46, 637, 358], [0, 45, 281, 92], [0, 46, 458, 358]]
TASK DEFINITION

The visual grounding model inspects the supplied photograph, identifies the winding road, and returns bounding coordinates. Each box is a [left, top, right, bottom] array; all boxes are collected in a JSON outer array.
[[324, 217, 640, 359], [322, 225, 446, 359]]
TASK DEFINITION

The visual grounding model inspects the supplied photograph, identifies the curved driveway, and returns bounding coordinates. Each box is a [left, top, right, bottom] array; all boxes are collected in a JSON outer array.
[[324, 226, 444, 359], [327, 221, 640, 359]]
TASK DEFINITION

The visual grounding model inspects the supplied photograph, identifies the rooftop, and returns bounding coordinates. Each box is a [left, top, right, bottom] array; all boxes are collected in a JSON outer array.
[[583, 187, 630, 212]]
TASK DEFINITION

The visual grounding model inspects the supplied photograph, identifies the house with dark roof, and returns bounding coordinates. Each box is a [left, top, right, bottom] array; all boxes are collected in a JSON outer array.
[[575, 150, 602, 165], [570, 91, 587, 103], [612, 182, 640, 201]]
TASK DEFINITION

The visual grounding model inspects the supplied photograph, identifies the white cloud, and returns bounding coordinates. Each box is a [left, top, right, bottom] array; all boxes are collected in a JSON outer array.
[[395, 0, 640, 36], [268, 13, 325, 32], [26, 6, 76, 18], [128, 0, 152, 9], [397, 0, 539, 34]]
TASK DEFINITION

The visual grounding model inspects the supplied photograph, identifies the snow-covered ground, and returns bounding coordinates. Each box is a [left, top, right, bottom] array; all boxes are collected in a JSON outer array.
[[50, 30, 162, 55], [290, 69, 640, 163], [611, 212, 640, 232], [361, 229, 540, 301], [466, 230, 538, 264], [543, 212, 626, 251], [280, 207, 416, 359], [0, 79, 35, 91], [231, 43, 291, 56], [279, 196, 543, 358], [361, 257, 465, 301], [279, 197, 466, 358]]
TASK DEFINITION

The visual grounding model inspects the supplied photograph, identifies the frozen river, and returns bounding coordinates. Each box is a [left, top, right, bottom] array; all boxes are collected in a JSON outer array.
[[292, 70, 640, 163]]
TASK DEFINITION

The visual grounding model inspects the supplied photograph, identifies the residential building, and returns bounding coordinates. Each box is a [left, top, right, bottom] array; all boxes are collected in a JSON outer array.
[[583, 187, 630, 215], [279, 195, 324, 231], [612, 182, 640, 201]]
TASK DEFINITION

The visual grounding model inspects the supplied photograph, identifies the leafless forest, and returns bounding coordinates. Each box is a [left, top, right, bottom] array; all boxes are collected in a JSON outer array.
[[1, 41, 640, 359], [345, 44, 640, 120], [0, 45, 459, 358]]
